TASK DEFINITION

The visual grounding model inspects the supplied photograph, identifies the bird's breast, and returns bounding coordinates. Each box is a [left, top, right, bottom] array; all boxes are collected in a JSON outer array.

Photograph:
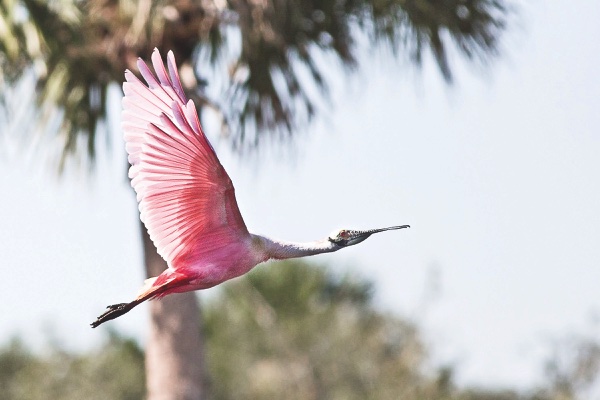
[[185, 240, 264, 288]]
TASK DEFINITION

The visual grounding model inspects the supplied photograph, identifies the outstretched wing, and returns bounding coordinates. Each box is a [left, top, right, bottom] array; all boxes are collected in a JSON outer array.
[[122, 49, 249, 268]]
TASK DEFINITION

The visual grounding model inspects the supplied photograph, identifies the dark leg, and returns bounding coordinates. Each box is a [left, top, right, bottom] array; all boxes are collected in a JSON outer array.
[[91, 300, 142, 328], [91, 276, 191, 328]]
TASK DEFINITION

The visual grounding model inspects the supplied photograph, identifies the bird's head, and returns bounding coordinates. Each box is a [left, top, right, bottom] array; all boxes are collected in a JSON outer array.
[[328, 225, 410, 248]]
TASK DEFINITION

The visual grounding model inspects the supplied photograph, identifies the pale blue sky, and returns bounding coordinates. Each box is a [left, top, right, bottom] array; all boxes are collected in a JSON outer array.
[[1, 0, 599, 390]]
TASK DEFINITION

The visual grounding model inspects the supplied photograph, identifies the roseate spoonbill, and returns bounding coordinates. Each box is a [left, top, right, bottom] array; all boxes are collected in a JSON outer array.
[[91, 49, 409, 328]]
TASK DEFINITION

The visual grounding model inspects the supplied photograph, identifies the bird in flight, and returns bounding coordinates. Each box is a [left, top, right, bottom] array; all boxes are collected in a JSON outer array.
[[91, 49, 409, 328]]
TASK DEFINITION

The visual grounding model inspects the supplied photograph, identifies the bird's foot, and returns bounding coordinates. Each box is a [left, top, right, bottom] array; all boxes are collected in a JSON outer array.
[[91, 302, 136, 328]]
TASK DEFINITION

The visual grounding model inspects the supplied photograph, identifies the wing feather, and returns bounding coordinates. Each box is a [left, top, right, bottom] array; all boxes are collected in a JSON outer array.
[[122, 48, 249, 268]]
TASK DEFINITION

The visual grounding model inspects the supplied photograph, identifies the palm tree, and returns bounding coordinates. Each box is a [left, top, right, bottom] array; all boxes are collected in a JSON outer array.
[[0, 0, 512, 398]]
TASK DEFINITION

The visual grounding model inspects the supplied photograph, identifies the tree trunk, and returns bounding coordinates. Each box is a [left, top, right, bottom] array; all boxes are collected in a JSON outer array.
[[141, 219, 206, 400]]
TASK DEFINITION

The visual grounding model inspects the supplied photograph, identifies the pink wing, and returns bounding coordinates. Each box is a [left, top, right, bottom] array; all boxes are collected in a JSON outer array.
[[122, 49, 249, 268]]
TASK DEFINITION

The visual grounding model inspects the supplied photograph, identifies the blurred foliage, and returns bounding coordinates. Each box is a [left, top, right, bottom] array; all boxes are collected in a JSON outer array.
[[0, 0, 513, 164], [0, 333, 144, 400], [203, 260, 428, 399], [1, 260, 596, 399], [538, 333, 600, 400]]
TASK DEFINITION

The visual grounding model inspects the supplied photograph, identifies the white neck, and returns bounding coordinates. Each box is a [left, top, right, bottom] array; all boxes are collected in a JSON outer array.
[[252, 234, 339, 260]]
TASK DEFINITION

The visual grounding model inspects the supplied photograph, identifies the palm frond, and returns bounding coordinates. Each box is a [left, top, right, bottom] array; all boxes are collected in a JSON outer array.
[[0, 0, 513, 166], [223, 0, 512, 148]]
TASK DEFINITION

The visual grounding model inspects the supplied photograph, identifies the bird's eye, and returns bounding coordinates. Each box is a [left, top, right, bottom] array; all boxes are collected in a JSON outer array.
[[328, 229, 351, 244]]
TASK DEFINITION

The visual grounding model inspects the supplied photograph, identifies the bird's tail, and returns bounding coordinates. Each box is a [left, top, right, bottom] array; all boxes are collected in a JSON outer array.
[[90, 272, 190, 328]]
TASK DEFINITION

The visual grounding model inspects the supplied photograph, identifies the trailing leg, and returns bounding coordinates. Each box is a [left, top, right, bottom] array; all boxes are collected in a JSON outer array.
[[91, 301, 142, 328], [90, 271, 191, 328]]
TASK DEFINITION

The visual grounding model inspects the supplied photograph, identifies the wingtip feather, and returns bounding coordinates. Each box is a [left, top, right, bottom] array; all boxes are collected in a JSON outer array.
[[167, 51, 187, 103]]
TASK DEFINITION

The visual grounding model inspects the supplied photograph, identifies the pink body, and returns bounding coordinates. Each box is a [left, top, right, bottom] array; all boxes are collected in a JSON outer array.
[[151, 233, 336, 296], [167, 237, 265, 292]]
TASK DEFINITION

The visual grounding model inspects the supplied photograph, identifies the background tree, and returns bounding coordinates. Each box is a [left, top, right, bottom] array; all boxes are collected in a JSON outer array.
[[0, 0, 512, 398]]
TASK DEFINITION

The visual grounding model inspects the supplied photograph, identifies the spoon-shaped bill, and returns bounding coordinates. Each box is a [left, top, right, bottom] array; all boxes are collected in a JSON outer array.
[[361, 225, 410, 235], [342, 225, 410, 246]]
